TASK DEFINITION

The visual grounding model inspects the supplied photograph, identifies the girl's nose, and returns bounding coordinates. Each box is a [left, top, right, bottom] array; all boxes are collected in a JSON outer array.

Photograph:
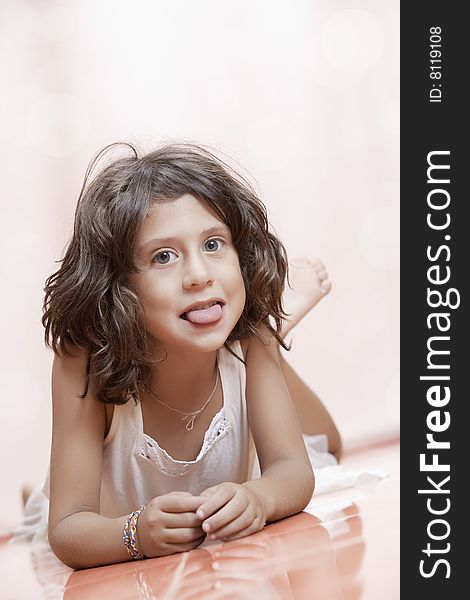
[[182, 254, 214, 289]]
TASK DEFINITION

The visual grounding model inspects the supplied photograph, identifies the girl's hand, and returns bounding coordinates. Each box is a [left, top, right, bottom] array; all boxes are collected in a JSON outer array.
[[137, 491, 206, 557], [196, 482, 267, 542]]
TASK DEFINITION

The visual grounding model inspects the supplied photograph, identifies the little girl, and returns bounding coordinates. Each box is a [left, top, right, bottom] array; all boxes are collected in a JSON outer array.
[[21, 142, 341, 570]]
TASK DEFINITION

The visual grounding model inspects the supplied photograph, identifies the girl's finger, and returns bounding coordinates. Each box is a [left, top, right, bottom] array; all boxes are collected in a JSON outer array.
[[207, 510, 252, 539], [199, 485, 217, 497], [158, 495, 205, 513], [196, 486, 236, 521], [164, 511, 203, 528], [201, 495, 247, 534], [166, 527, 206, 544]]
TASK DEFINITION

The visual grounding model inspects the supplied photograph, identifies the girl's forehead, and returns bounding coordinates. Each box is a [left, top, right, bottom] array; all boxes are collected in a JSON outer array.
[[138, 194, 229, 243]]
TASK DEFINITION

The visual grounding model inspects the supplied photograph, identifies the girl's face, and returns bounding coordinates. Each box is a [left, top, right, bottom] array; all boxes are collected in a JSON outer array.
[[129, 194, 246, 355]]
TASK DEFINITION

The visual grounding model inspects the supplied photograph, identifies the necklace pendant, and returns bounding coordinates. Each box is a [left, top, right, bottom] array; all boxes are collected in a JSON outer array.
[[185, 415, 196, 431]]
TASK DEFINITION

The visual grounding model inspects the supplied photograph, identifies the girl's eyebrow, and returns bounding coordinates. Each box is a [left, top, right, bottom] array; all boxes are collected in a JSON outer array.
[[138, 225, 230, 254]]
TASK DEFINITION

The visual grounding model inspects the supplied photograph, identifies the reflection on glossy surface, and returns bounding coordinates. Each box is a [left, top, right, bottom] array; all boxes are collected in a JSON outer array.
[[63, 505, 364, 600]]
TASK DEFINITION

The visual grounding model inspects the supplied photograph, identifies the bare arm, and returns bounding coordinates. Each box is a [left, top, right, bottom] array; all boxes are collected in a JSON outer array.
[[243, 328, 315, 522], [47, 348, 132, 569]]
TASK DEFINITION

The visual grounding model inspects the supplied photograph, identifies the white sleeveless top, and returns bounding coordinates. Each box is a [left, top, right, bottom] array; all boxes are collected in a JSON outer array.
[[99, 341, 251, 516]]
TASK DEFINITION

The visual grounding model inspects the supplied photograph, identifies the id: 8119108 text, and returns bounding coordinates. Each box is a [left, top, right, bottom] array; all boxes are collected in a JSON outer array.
[[429, 26, 442, 103]]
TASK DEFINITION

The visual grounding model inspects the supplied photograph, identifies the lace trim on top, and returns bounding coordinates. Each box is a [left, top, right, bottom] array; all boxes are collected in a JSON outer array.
[[139, 409, 231, 476]]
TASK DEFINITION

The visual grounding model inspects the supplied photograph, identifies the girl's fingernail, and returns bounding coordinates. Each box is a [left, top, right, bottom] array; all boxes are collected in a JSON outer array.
[[197, 510, 204, 519], [202, 522, 211, 532]]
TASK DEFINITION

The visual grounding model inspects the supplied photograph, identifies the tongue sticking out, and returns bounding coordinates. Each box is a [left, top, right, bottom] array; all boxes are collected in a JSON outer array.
[[185, 303, 223, 324]]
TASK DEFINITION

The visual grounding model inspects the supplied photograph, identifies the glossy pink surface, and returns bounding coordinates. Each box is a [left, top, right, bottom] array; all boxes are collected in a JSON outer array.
[[1, 440, 399, 600]]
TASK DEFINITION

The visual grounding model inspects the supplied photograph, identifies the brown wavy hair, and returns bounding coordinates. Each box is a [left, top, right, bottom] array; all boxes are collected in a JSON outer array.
[[43, 142, 289, 405]]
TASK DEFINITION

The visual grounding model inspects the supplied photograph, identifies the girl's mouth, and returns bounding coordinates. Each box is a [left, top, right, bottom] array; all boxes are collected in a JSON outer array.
[[180, 301, 224, 325]]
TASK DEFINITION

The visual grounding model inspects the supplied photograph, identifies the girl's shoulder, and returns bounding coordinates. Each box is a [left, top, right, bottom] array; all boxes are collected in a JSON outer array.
[[52, 343, 106, 425], [52, 342, 89, 382]]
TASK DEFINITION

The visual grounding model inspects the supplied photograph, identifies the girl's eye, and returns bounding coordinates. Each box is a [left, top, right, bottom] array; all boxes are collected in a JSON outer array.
[[203, 238, 224, 253], [153, 250, 177, 265]]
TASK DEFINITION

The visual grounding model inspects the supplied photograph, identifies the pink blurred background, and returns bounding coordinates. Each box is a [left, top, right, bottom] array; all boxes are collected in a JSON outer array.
[[0, 0, 399, 528]]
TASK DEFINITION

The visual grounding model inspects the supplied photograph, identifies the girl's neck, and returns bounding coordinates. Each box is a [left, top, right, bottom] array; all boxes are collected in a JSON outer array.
[[147, 346, 219, 412]]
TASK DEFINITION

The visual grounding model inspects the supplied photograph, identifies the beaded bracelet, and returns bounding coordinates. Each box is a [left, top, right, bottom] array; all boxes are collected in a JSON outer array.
[[123, 507, 145, 560]]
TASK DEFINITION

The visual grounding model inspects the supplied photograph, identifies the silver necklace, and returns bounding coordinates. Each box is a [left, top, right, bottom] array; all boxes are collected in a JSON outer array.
[[146, 365, 219, 432]]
